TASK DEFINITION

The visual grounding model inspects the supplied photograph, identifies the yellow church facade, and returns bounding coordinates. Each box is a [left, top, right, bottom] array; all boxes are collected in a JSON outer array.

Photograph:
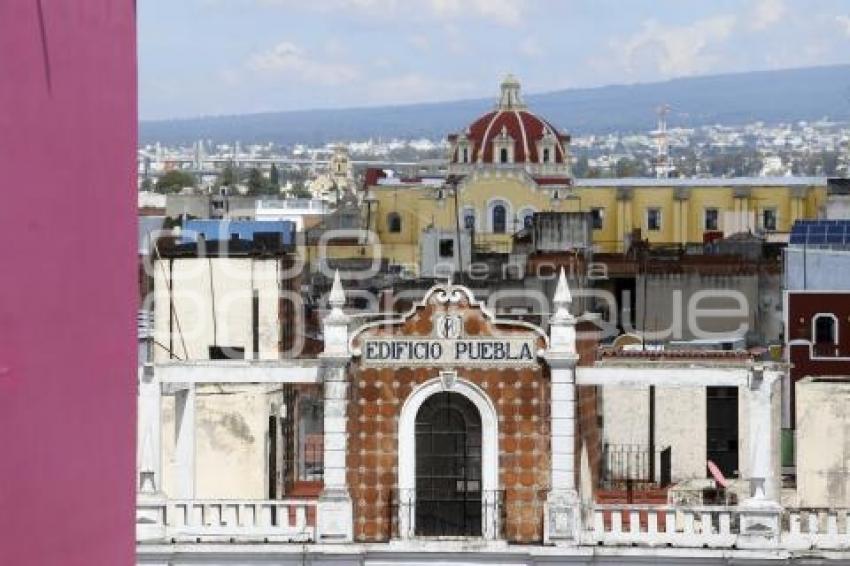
[[363, 172, 825, 267], [350, 76, 827, 273]]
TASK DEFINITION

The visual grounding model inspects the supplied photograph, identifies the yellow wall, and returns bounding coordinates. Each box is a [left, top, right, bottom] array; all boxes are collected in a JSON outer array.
[[324, 177, 826, 270]]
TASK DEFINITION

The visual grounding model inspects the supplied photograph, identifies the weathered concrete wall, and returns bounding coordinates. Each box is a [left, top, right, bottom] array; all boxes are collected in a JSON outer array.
[[785, 248, 850, 291], [601, 382, 780, 490], [601, 386, 705, 482], [153, 258, 282, 361], [636, 273, 755, 342], [656, 387, 707, 481], [796, 378, 850, 508], [602, 386, 649, 447], [161, 384, 281, 499]]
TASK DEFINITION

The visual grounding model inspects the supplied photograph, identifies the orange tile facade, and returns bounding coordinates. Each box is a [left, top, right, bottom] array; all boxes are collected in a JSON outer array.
[[346, 297, 552, 543]]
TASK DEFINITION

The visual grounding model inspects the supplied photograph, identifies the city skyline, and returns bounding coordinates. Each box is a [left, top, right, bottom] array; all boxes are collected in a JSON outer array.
[[140, 0, 850, 120]]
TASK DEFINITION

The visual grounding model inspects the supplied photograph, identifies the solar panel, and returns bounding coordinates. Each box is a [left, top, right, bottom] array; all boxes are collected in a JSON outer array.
[[789, 234, 806, 244]]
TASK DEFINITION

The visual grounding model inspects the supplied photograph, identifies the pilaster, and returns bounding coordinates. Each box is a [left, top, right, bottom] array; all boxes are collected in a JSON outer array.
[[543, 269, 582, 545], [317, 271, 354, 543], [738, 365, 782, 548], [136, 362, 166, 542]]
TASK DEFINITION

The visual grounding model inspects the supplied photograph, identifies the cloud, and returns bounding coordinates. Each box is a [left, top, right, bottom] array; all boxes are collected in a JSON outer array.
[[519, 36, 543, 58], [366, 73, 477, 105], [256, 0, 523, 26], [837, 15, 850, 37], [428, 0, 523, 27], [616, 15, 737, 77], [749, 0, 786, 31], [409, 34, 431, 51], [247, 41, 359, 86]]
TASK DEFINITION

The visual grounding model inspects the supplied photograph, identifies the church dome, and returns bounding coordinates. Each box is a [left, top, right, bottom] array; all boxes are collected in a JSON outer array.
[[449, 75, 570, 166]]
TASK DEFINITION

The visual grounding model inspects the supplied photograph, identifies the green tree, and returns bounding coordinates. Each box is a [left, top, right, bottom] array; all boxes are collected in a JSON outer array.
[[615, 158, 641, 178], [140, 177, 154, 191], [269, 164, 280, 188], [247, 167, 276, 195], [220, 166, 236, 187], [572, 155, 589, 178], [155, 169, 195, 193]]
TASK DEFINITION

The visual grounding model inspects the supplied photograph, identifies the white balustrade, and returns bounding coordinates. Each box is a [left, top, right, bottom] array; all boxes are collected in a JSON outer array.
[[587, 505, 850, 551], [165, 499, 316, 542], [586, 505, 738, 548], [784, 508, 850, 551]]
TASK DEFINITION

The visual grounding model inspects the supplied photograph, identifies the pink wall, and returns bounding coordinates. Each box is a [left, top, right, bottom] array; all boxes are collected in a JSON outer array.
[[0, 2, 137, 564]]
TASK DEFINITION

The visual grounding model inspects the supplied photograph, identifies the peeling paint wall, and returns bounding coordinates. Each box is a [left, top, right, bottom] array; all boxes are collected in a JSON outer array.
[[796, 379, 850, 507], [153, 258, 283, 362], [161, 384, 283, 498]]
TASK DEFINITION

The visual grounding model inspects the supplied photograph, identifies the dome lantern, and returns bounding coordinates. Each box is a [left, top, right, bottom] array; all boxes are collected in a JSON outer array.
[[498, 74, 525, 110]]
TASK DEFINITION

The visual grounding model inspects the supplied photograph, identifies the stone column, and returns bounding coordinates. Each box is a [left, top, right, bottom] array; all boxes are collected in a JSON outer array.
[[136, 362, 166, 541], [739, 365, 781, 548], [174, 384, 196, 498], [544, 268, 582, 545], [317, 271, 354, 543]]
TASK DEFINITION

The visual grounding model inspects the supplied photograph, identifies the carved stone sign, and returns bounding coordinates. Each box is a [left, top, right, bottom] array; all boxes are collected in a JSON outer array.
[[361, 336, 536, 367], [351, 284, 545, 369], [360, 311, 538, 367]]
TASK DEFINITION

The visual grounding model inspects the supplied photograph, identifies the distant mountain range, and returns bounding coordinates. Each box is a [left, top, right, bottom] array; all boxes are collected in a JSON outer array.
[[140, 65, 850, 146]]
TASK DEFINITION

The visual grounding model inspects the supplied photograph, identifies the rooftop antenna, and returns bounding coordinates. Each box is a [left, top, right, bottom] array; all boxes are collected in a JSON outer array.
[[654, 104, 671, 178]]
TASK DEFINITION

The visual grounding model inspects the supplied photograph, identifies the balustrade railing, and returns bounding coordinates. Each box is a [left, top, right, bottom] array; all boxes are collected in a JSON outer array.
[[586, 504, 850, 550], [587, 504, 740, 548], [141, 498, 850, 550], [165, 499, 316, 542], [392, 489, 505, 540], [784, 508, 850, 550]]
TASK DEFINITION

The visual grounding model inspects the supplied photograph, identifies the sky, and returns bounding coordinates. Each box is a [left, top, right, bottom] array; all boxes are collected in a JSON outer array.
[[139, 0, 850, 120]]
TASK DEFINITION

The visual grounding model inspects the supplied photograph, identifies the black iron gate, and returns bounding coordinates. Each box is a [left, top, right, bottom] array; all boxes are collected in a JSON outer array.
[[414, 392, 482, 537]]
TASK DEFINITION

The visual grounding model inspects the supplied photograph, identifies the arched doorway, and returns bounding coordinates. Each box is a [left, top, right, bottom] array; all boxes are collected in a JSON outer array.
[[414, 392, 482, 536]]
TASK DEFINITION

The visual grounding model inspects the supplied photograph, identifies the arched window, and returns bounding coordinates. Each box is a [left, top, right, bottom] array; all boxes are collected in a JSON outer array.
[[499, 148, 508, 164], [492, 204, 507, 234], [462, 147, 469, 163], [542, 148, 550, 163], [387, 212, 402, 233], [814, 314, 837, 344], [414, 392, 482, 537], [522, 213, 534, 229], [463, 210, 476, 231]]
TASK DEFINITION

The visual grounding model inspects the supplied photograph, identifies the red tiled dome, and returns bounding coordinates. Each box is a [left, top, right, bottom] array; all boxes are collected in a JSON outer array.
[[449, 75, 570, 165]]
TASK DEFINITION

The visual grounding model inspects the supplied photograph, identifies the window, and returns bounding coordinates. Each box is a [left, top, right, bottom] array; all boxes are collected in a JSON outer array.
[[463, 211, 475, 231], [462, 147, 469, 163], [647, 208, 662, 231], [814, 314, 837, 344], [492, 204, 507, 233], [542, 148, 550, 163], [762, 209, 777, 232], [439, 238, 454, 258], [387, 212, 402, 233], [208, 346, 245, 360], [590, 208, 604, 230], [522, 214, 534, 229], [500, 148, 508, 164], [704, 208, 719, 231]]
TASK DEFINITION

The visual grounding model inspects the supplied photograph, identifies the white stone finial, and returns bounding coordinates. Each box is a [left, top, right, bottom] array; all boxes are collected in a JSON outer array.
[[553, 267, 573, 315], [329, 270, 345, 309]]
